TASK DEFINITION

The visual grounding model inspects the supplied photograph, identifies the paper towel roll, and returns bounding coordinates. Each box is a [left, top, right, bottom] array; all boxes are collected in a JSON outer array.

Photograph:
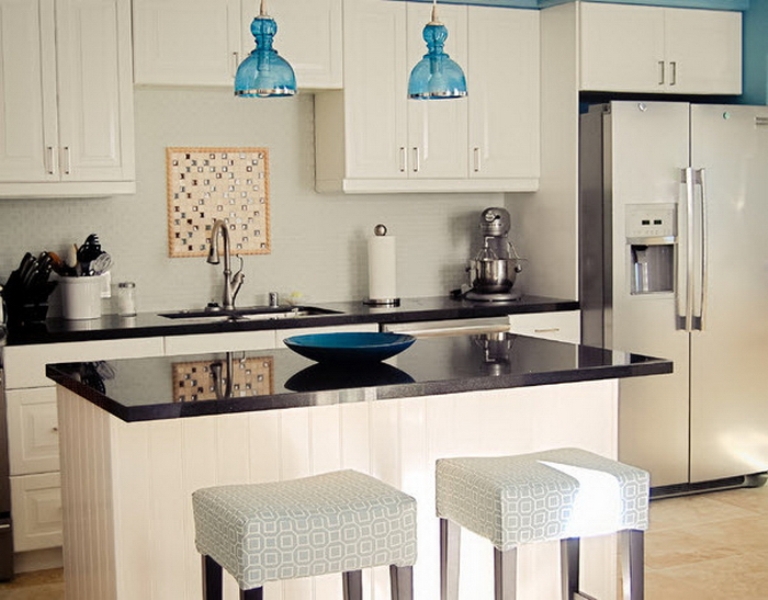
[[367, 235, 398, 303]]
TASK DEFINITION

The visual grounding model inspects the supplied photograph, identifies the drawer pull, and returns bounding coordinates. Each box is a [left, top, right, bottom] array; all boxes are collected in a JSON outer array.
[[0, 524, 10, 531], [52, 427, 58, 433], [533, 328, 560, 333]]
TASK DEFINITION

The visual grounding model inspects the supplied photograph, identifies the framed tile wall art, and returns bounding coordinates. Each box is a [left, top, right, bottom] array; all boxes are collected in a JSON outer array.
[[166, 147, 271, 258], [172, 356, 274, 402]]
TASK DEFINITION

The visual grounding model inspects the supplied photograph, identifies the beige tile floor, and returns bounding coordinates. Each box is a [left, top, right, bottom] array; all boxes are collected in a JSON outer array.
[[1, 484, 767, 599]]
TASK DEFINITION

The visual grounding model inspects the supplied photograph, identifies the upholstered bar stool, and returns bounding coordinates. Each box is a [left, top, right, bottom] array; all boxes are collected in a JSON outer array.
[[436, 448, 650, 600], [192, 469, 417, 600]]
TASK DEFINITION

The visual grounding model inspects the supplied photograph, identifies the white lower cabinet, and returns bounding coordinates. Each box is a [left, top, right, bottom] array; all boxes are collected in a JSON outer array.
[[10, 473, 62, 553], [7, 387, 59, 476]]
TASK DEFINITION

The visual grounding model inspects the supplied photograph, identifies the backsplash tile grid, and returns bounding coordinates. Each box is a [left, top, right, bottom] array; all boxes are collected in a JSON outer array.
[[166, 147, 271, 258]]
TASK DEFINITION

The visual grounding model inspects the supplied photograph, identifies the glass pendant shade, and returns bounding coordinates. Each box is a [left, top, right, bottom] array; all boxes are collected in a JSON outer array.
[[235, 1, 296, 98], [408, 2, 467, 100]]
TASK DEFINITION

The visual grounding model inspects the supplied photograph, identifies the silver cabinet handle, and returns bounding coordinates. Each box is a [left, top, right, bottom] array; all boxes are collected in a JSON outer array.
[[669, 61, 677, 86], [62, 146, 71, 175], [46, 146, 56, 175], [0, 524, 10, 531], [231, 52, 239, 78], [412, 147, 420, 173], [533, 328, 560, 334], [399, 147, 406, 172], [658, 60, 665, 86], [473, 147, 480, 172]]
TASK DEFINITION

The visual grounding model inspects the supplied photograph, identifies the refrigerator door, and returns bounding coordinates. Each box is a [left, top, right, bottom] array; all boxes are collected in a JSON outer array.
[[689, 105, 768, 482], [606, 101, 693, 487]]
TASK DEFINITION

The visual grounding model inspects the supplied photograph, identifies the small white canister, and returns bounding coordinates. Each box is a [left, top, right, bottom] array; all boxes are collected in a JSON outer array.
[[59, 277, 102, 320], [116, 282, 137, 316]]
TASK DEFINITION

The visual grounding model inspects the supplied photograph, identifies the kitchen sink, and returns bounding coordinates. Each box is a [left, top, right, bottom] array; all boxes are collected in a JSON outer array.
[[157, 305, 342, 321]]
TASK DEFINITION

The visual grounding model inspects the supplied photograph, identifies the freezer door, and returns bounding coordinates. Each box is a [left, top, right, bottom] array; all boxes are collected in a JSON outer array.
[[689, 105, 768, 483], [606, 101, 692, 487]]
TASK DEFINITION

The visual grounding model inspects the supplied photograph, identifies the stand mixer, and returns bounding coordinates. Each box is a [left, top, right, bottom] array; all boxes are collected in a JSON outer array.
[[464, 207, 523, 302]]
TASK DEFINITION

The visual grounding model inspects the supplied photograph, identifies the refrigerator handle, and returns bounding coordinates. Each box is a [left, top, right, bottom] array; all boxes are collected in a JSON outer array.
[[694, 168, 708, 331], [678, 167, 696, 332]]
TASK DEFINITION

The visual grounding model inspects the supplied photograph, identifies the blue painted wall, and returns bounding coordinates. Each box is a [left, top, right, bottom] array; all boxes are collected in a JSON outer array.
[[741, 1, 768, 104], [397, 0, 748, 10]]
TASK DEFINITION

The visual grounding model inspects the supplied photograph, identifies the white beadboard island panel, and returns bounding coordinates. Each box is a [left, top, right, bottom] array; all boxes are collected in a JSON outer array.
[[58, 380, 618, 600]]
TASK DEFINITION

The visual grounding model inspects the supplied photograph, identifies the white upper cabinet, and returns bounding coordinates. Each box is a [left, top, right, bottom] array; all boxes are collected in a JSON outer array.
[[132, 0, 241, 86], [0, 0, 135, 197], [579, 2, 742, 95], [132, 0, 342, 90], [256, 0, 342, 89], [468, 6, 539, 181], [315, 0, 540, 194]]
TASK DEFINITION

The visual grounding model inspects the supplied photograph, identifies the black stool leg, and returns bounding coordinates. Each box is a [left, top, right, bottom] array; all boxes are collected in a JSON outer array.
[[494, 546, 517, 600], [440, 518, 461, 600], [240, 588, 263, 600], [343, 570, 363, 600], [390, 564, 414, 600], [202, 555, 223, 600], [620, 529, 645, 600], [560, 538, 579, 600]]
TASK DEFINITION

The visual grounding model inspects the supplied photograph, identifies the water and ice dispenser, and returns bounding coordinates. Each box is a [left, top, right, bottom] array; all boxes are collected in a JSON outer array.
[[626, 204, 676, 295]]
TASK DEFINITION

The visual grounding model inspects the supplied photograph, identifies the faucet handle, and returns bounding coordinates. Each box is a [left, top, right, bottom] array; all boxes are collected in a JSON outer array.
[[231, 255, 245, 303]]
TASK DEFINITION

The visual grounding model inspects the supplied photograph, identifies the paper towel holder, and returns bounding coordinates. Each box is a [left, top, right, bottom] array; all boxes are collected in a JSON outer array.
[[364, 224, 401, 307]]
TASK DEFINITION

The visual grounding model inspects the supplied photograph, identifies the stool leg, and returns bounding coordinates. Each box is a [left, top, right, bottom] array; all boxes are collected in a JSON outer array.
[[202, 555, 223, 600], [440, 518, 461, 600], [620, 529, 645, 600], [343, 570, 363, 600], [240, 589, 263, 600], [560, 538, 579, 600], [390, 565, 414, 600], [494, 547, 517, 600]]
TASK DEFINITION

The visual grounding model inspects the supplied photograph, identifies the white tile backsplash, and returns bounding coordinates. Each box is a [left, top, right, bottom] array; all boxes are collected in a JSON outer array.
[[0, 89, 502, 313]]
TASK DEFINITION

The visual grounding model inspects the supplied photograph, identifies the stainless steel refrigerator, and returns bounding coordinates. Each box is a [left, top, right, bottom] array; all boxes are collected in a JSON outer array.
[[580, 101, 768, 490]]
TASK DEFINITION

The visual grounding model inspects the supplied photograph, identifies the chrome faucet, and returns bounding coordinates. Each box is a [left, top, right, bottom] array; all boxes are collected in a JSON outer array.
[[207, 220, 245, 310]]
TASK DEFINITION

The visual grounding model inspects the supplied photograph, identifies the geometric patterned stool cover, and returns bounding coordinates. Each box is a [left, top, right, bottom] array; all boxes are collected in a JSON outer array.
[[435, 448, 650, 600], [436, 448, 649, 551], [193, 469, 417, 591]]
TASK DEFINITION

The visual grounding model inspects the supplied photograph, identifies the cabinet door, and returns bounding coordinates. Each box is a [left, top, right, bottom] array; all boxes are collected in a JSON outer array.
[[0, 0, 58, 182], [55, 0, 134, 182], [343, 0, 407, 180], [133, 0, 241, 86], [262, 0, 342, 89], [664, 8, 741, 95], [406, 2, 468, 180], [10, 472, 62, 552], [579, 2, 665, 93], [468, 6, 539, 180]]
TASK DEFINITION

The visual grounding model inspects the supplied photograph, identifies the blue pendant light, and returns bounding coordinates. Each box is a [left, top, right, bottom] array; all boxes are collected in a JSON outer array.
[[408, 0, 467, 100], [235, 0, 296, 98]]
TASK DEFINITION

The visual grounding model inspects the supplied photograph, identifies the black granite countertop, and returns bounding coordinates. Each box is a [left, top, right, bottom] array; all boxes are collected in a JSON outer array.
[[8, 295, 579, 345], [46, 332, 671, 423]]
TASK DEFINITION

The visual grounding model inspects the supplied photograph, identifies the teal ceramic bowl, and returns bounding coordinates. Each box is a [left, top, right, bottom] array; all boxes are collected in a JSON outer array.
[[283, 332, 415, 364]]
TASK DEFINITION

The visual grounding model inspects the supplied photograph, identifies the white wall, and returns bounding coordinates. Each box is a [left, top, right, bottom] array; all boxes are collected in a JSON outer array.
[[0, 89, 504, 313]]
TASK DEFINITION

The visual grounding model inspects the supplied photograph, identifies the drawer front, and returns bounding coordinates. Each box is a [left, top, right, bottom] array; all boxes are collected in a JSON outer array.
[[7, 388, 59, 475], [274, 323, 379, 346], [4, 337, 165, 389], [508, 310, 581, 344], [10, 472, 62, 552], [164, 329, 276, 355]]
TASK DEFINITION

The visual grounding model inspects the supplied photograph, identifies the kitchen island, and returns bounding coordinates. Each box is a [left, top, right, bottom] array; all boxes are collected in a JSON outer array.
[[47, 332, 670, 600]]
